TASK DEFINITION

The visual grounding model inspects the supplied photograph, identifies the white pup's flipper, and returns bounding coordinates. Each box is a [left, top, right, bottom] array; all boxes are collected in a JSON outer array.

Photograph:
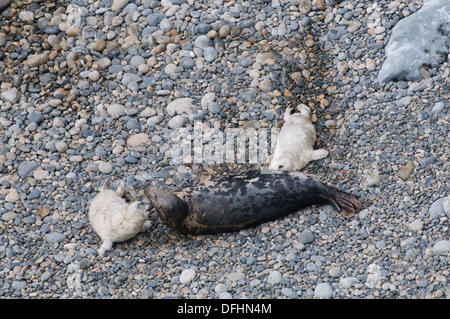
[[143, 220, 152, 232], [98, 240, 113, 257], [310, 149, 329, 161]]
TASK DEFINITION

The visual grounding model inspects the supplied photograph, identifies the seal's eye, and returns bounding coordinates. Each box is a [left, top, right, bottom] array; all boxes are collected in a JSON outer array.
[[278, 165, 284, 169]]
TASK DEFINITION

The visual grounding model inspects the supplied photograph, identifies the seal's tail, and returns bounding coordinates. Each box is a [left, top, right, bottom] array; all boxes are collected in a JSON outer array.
[[326, 188, 364, 218]]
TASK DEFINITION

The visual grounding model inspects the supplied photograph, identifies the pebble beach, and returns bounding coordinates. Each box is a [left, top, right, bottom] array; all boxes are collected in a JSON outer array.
[[0, 0, 449, 299]]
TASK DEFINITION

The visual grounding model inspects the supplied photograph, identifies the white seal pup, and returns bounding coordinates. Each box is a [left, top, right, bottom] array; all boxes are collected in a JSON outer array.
[[270, 104, 328, 171], [89, 179, 151, 256]]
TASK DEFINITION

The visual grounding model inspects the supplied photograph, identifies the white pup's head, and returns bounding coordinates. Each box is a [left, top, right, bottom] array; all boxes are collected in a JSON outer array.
[[296, 104, 311, 118], [126, 201, 152, 216]]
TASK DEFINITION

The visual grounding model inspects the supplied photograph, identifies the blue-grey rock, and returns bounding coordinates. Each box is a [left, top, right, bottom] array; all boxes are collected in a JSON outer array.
[[125, 155, 139, 164], [431, 101, 446, 114], [2, 212, 17, 221], [246, 256, 257, 265], [281, 288, 298, 299], [301, 17, 312, 26], [314, 283, 333, 299], [327, 26, 347, 40], [194, 35, 211, 49], [298, 230, 315, 244], [429, 197, 445, 219], [396, 81, 408, 89], [141, 287, 155, 299], [0, 0, 11, 11], [109, 65, 124, 73], [18, 161, 38, 179], [230, 66, 244, 75], [1, 88, 20, 103], [433, 240, 450, 254], [203, 47, 218, 62], [180, 57, 195, 69], [146, 13, 165, 26], [29, 189, 41, 199], [46, 232, 66, 244], [122, 73, 141, 86], [126, 118, 140, 130], [12, 281, 26, 290], [130, 55, 145, 68], [195, 23, 212, 35], [208, 102, 221, 114], [378, 0, 450, 83], [168, 115, 187, 129], [28, 112, 44, 124]]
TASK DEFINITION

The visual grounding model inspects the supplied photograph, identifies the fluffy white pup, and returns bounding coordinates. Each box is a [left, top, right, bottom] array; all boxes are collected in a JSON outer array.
[[89, 179, 151, 256], [269, 104, 328, 171]]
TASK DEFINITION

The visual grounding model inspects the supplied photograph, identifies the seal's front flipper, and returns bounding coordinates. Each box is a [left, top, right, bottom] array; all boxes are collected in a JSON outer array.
[[310, 149, 329, 161]]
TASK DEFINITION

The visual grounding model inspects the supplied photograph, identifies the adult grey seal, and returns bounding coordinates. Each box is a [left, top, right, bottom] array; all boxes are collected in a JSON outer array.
[[144, 169, 363, 235]]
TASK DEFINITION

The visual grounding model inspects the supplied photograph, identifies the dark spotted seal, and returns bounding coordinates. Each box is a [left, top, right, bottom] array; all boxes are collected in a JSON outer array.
[[144, 170, 363, 235]]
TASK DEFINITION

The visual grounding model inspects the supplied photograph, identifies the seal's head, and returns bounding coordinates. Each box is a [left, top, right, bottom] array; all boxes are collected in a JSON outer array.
[[144, 186, 188, 232], [296, 103, 311, 118], [269, 156, 294, 171]]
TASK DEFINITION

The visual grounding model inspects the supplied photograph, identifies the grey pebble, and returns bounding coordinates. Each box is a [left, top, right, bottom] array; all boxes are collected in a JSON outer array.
[[180, 57, 195, 69], [12, 281, 27, 290], [2, 212, 18, 222], [203, 47, 218, 62], [281, 288, 298, 299], [298, 230, 315, 244], [168, 115, 187, 129], [431, 101, 445, 114], [130, 55, 145, 68], [147, 13, 165, 26], [46, 232, 66, 244], [194, 35, 211, 49], [1, 88, 20, 103], [29, 189, 41, 199], [314, 283, 333, 299], [18, 161, 38, 179], [428, 197, 446, 219], [433, 240, 450, 255]]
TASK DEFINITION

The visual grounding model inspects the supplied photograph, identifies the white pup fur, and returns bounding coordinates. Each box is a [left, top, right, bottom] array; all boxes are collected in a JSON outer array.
[[269, 104, 328, 171], [89, 180, 150, 256]]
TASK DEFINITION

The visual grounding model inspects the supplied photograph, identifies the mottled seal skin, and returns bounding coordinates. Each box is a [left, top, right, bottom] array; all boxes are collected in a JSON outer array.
[[145, 170, 363, 235]]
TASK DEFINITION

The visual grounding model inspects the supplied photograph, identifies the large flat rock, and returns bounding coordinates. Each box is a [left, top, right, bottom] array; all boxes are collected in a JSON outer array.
[[378, 0, 449, 83]]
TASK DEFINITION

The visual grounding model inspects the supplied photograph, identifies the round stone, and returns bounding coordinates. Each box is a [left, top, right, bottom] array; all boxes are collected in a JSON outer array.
[[268, 270, 282, 285], [46, 232, 66, 244], [130, 55, 145, 68], [168, 115, 187, 129], [314, 283, 333, 299], [55, 141, 68, 153], [180, 269, 195, 284], [203, 47, 218, 62], [98, 161, 113, 174], [89, 70, 101, 81], [433, 240, 450, 255], [298, 230, 315, 244]]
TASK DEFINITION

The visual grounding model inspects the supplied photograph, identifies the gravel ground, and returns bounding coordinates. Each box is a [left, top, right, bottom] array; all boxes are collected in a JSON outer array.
[[0, 0, 449, 299]]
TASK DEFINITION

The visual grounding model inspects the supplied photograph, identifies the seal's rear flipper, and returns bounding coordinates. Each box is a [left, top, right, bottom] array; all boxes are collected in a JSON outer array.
[[328, 188, 363, 218]]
